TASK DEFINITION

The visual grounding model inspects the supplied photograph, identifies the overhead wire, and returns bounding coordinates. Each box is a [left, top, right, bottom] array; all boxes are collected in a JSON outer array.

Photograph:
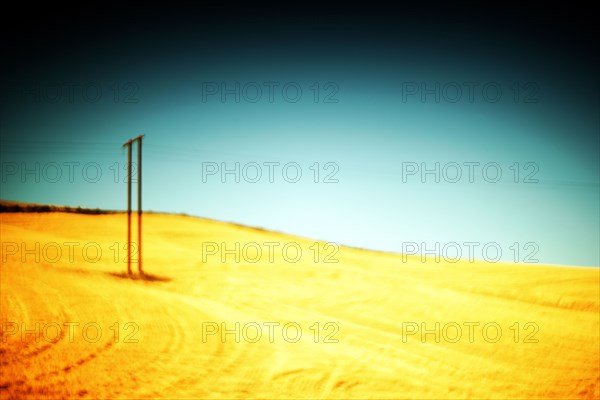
[[1, 139, 598, 189]]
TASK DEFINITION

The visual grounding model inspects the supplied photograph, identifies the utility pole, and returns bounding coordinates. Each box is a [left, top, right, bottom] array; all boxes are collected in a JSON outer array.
[[137, 135, 142, 274], [122, 134, 144, 275], [126, 142, 132, 274]]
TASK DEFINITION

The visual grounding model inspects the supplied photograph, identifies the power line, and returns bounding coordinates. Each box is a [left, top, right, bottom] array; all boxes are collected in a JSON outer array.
[[2, 139, 598, 189]]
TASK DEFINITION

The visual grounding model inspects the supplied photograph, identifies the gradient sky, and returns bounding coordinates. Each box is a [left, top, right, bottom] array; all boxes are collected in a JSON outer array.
[[1, 4, 598, 266]]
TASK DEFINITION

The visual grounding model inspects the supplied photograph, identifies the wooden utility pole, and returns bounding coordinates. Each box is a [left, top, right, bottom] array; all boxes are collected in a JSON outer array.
[[137, 136, 142, 274], [122, 134, 144, 275], [126, 142, 132, 274]]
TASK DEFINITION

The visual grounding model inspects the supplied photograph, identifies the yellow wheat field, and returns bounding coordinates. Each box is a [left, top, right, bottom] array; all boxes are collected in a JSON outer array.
[[1, 212, 598, 399]]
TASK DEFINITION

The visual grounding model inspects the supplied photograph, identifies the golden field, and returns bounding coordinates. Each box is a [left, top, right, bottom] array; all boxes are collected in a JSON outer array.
[[0, 211, 598, 399]]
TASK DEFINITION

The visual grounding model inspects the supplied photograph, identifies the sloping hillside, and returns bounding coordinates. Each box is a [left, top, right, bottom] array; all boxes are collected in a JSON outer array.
[[1, 212, 598, 399]]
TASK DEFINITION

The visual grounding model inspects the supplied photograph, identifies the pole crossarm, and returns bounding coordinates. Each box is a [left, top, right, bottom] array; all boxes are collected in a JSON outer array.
[[122, 134, 145, 147]]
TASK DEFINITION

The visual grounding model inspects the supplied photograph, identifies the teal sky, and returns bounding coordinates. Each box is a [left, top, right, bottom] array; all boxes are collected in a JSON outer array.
[[1, 5, 598, 266]]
